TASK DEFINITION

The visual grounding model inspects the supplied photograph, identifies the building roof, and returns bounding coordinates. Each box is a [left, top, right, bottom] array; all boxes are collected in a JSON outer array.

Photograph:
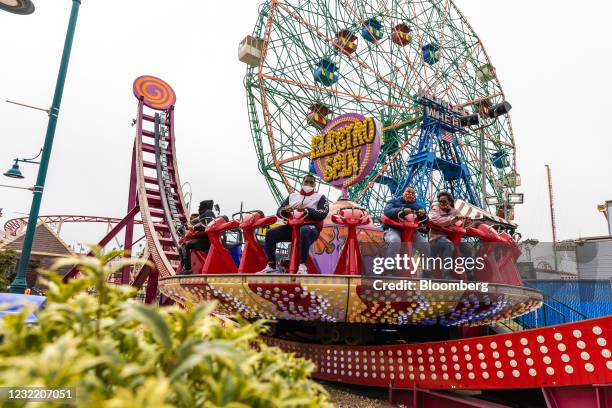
[[0, 222, 74, 257]]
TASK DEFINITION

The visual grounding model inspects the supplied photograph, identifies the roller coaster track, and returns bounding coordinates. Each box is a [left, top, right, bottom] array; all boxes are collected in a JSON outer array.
[[3, 215, 144, 237], [63, 76, 188, 303]]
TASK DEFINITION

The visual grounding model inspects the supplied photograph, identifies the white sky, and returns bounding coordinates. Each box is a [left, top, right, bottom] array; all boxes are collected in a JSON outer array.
[[1, 0, 611, 248]]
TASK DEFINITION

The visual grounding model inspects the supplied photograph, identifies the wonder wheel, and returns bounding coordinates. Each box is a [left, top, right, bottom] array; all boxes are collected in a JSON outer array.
[[242, 0, 518, 217]]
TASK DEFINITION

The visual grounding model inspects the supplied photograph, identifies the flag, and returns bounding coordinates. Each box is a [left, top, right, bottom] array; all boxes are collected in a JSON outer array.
[[441, 131, 454, 143]]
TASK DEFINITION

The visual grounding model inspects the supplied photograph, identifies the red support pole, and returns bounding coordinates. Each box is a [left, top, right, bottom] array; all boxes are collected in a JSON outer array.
[[121, 138, 140, 284]]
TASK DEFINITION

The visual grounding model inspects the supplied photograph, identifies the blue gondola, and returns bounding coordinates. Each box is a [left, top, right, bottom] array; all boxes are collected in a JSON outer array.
[[491, 150, 509, 168], [422, 43, 440, 65], [313, 59, 339, 86], [361, 18, 383, 43]]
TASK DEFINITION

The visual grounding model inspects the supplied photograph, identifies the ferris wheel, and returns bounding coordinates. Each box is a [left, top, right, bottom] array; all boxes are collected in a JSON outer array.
[[240, 0, 518, 218]]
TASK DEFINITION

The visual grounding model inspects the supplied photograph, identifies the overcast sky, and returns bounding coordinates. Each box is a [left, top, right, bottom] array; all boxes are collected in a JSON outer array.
[[1, 0, 611, 248]]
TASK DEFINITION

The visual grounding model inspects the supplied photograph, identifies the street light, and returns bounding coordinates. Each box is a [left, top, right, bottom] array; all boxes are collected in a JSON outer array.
[[486, 190, 524, 220], [3, 150, 42, 179], [4, 162, 24, 179], [7, 0, 82, 294], [485, 196, 500, 206], [507, 193, 524, 204]]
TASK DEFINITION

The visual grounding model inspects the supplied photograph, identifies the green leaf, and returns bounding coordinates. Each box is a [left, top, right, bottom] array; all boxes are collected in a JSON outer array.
[[117, 303, 172, 349]]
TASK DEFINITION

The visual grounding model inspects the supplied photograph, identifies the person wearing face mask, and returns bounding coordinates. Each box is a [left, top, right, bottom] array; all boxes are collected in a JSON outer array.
[[382, 186, 431, 276], [429, 191, 472, 279], [258, 174, 329, 274]]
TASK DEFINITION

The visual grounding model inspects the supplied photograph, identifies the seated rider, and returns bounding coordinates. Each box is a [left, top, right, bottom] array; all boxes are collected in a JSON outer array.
[[383, 186, 430, 275], [179, 200, 216, 275], [259, 174, 329, 274], [428, 191, 472, 279]]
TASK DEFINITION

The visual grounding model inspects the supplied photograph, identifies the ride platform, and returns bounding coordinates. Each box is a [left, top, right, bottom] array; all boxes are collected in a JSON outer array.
[[158, 274, 542, 327]]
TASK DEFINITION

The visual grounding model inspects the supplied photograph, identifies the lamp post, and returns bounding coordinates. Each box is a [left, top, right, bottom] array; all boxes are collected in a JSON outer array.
[[7, 0, 82, 294]]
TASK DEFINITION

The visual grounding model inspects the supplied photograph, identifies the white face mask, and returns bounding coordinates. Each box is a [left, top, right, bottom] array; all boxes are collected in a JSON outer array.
[[302, 185, 314, 193]]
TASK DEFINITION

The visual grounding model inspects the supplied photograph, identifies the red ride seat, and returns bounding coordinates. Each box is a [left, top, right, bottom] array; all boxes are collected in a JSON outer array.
[[177, 228, 208, 274], [201, 216, 240, 274], [428, 220, 466, 279], [332, 207, 371, 275], [285, 210, 319, 274], [464, 224, 522, 285], [496, 230, 522, 286], [238, 212, 277, 273], [380, 213, 419, 276]]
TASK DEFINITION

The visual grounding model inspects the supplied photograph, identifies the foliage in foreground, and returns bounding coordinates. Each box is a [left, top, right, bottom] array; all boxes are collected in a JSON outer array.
[[0, 248, 331, 407], [0, 249, 18, 292]]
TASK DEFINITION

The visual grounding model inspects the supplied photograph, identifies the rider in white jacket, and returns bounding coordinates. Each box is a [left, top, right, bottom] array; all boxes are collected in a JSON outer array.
[[259, 174, 329, 274]]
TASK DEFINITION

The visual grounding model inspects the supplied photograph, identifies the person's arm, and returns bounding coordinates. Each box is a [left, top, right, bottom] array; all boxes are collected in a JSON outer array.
[[306, 195, 329, 221], [415, 203, 428, 222], [276, 196, 290, 219], [383, 198, 404, 220], [429, 205, 455, 226]]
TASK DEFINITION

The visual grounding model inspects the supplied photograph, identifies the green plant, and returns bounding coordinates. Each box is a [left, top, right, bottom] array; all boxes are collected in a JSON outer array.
[[0, 247, 331, 407], [0, 249, 18, 292]]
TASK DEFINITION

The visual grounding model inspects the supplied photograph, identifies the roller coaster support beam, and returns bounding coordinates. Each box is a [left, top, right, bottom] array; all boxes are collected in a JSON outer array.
[[62, 205, 139, 282], [122, 143, 139, 283], [11, 0, 82, 293]]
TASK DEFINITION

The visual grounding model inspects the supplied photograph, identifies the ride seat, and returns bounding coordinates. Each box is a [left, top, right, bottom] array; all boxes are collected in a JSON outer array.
[[428, 220, 466, 279], [380, 213, 419, 275], [238, 212, 277, 273], [332, 207, 371, 275], [466, 223, 521, 285], [285, 211, 319, 274], [202, 216, 240, 274]]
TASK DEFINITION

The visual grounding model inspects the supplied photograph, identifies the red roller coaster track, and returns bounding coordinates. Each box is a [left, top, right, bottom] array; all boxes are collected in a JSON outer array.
[[63, 75, 188, 303], [3, 215, 144, 237]]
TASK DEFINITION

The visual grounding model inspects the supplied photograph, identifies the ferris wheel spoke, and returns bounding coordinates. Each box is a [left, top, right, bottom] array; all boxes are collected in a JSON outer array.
[[439, 43, 479, 101], [338, 0, 421, 96], [409, 0, 432, 93], [261, 74, 416, 111], [375, 0, 426, 95], [457, 92, 504, 109], [276, 2, 415, 103], [353, 125, 420, 201], [256, 2, 296, 191], [456, 137, 498, 194], [431, 0, 451, 92]]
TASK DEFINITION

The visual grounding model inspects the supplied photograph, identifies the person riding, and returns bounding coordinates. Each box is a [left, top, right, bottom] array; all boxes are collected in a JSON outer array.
[[179, 200, 216, 275], [259, 174, 329, 274], [382, 186, 430, 275], [428, 191, 472, 279]]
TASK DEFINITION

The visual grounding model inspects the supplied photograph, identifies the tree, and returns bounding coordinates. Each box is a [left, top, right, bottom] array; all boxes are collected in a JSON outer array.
[[0, 247, 331, 407], [0, 249, 18, 292]]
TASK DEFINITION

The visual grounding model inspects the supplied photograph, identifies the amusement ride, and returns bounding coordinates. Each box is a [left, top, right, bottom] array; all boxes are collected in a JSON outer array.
[[4, 0, 606, 406]]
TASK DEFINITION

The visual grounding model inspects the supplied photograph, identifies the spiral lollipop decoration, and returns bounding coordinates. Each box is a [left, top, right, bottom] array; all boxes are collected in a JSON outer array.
[[0, 0, 35, 15], [132, 75, 176, 110]]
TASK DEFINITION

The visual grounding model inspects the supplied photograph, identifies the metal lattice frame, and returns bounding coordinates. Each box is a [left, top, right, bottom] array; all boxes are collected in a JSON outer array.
[[245, 0, 516, 218]]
